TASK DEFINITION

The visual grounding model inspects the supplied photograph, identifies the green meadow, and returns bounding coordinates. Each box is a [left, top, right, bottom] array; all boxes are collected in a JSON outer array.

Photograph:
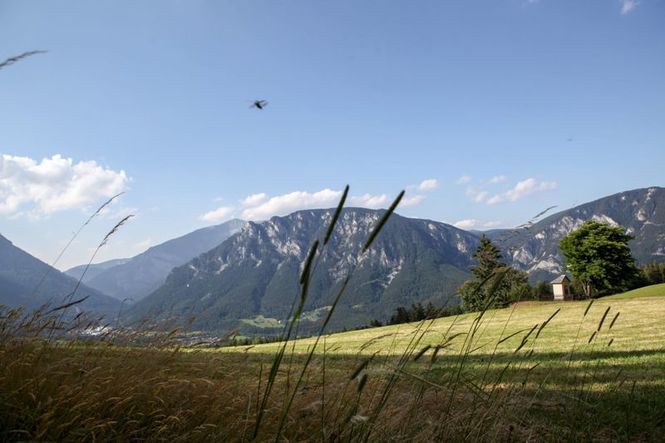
[[239, 284, 665, 357], [2, 285, 664, 441]]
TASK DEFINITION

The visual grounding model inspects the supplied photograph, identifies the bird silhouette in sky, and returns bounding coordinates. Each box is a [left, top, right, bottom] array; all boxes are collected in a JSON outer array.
[[250, 100, 268, 110]]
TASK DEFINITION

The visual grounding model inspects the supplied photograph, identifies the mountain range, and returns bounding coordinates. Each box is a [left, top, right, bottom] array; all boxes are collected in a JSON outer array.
[[127, 186, 664, 332], [2, 186, 663, 333], [128, 209, 479, 333], [64, 219, 245, 302]]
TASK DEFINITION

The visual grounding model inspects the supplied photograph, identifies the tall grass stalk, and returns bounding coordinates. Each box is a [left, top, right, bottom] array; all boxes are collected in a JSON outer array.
[[0, 50, 47, 70], [274, 190, 404, 441]]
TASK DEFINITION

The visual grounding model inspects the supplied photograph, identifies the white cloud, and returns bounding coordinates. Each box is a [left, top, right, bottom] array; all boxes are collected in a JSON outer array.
[[488, 175, 507, 184], [473, 191, 488, 203], [242, 189, 394, 220], [486, 178, 558, 205], [241, 189, 342, 220], [397, 178, 438, 208], [401, 194, 426, 208], [464, 177, 557, 206], [465, 187, 488, 203], [483, 221, 502, 228], [134, 237, 154, 252], [0, 154, 129, 216], [453, 219, 502, 230], [348, 193, 389, 208], [620, 0, 638, 14], [200, 206, 235, 223], [453, 219, 480, 229], [241, 193, 269, 207], [201, 185, 427, 223], [417, 179, 438, 192], [456, 175, 472, 185]]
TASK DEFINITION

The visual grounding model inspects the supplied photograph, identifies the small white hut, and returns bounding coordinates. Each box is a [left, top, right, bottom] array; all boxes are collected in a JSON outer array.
[[551, 275, 571, 301]]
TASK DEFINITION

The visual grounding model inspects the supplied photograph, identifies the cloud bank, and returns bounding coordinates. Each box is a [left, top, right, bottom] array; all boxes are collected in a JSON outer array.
[[453, 219, 502, 230], [465, 177, 557, 205], [200, 179, 438, 223], [0, 154, 129, 216], [200, 206, 235, 223]]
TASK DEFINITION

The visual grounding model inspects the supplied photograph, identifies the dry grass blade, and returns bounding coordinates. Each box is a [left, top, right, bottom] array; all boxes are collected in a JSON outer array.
[[299, 240, 319, 285], [254, 238, 321, 437], [357, 373, 368, 393], [350, 357, 372, 380], [596, 306, 611, 332], [583, 299, 595, 317], [44, 296, 90, 315], [362, 190, 404, 253], [497, 328, 530, 345], [100, 215, 134, 248], [0, 50, 47, 70], [324, 185, 349, 245], [608, 312, 620, 330], [273, 189, 406, 442], [514, 323, 539, 353], [30, 192, 126, 301], [535, 308, 561, 339], [413, 345, 432, 361], [532, 205, 558, 220], [67, 214, 135, 303]]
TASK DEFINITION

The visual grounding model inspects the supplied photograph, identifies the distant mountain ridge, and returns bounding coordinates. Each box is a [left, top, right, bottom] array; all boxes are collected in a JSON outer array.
[[66, 258, 131, 283], [66, 219, 245, 302], [129, 186, 664, 334], [129, 209, 479, 332], [489, 186, 665, 282], [5, 186, 662, 332], [0, 234, 119, 315]]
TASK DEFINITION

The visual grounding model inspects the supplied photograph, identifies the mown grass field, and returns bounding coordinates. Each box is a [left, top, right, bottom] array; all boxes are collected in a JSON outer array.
[[239, 285, 665, 357], [2, 286, 664, 441]]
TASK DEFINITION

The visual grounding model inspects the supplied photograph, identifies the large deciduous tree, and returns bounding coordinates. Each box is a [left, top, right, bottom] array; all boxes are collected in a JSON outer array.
[[559, 220, 639, 297]]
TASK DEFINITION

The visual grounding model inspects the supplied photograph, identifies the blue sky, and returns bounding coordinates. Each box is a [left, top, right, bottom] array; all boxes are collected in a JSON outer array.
[[1, 0, 664, 269]]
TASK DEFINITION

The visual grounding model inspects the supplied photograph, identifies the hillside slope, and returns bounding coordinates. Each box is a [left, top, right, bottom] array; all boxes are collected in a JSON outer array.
[[0, 234, 119, 315]]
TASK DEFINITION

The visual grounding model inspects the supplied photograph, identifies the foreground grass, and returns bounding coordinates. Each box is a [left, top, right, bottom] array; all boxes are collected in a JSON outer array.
[[2, 289, 665, 441]]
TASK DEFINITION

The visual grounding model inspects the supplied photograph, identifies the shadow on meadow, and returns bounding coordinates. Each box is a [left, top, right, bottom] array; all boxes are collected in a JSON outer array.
[[2, 301, 665, 442]]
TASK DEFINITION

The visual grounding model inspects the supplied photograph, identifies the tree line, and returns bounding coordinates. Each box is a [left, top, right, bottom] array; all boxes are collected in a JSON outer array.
[[383, 220, 663, 326]]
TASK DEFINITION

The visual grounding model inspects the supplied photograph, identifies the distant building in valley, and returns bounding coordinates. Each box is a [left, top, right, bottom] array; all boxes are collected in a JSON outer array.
[[551, 275, 571, 300]]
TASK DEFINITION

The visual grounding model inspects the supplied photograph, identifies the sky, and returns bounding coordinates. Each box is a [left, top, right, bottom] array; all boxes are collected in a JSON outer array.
[[1, 0, 664, 270]]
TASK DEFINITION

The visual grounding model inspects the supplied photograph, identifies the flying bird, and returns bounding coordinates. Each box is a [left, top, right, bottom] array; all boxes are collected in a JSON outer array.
[[250, 100, 268, 110]]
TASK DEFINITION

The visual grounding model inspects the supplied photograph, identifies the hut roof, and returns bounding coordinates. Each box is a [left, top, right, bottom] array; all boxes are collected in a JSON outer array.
[[550, 275, 570, 284]]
